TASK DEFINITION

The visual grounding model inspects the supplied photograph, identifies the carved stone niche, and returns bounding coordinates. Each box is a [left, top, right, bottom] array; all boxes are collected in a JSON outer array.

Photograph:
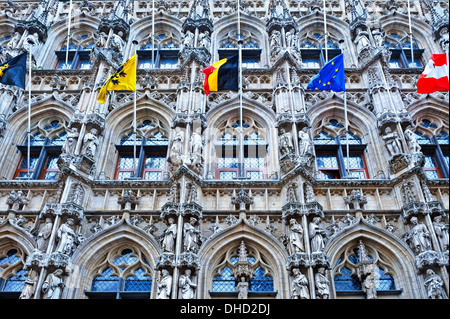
[[280, 153, 300, 175], [286, 252, 309, 270], [415, 251, 444, 272], [155, 252, 177, 270], [389, 153, 425, 174]]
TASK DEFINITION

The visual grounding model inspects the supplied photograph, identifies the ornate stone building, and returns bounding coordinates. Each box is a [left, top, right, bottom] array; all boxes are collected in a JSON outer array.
[[0, 0, 448, 300]]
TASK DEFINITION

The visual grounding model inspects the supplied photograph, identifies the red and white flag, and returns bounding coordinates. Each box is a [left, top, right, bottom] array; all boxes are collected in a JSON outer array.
[[417, 53, 449, 94]]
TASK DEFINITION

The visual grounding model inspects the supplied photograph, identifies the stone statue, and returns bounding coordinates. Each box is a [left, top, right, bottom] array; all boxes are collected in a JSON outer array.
[[170, 127, 184, 156], [372, 28, 385, 47], [363, 271, 377, 299], [315, 267, 330, 299], [7, 32, 21, 50], [62, 127, 79, 155], [355, 28, 371, 53], [81, 128, 99, 158], [183, 217, 200, 253], [279, 128, 294, 156], [162, 217, 177, 253], [42, 269, 65, 299], [68, 183, 85, 206], [288, 218, 304, 254], [291, 268, 309, 299], [109, 31, 125, 52], [304, 183, 315, 202], [178, 269, 197, 299], [309, 217, 326, 253], [236, 277, 249, 299], [156, 269, 173, 299], [404, 127, 421, 154], [286, 183, 298, 203], [424, 269, 448, 299], [285, 31, 295, 48], [270, 30, 281, 48], [433, 215, 449, 251], [36, 217, 53, 252], [298, 127, 313, 156], [407, 217, 432, 254], [199, 31, 211, 49], [19, 270, 38, 299], [55, 218, 77, 255], [190, 127, 203, 157], [382, 126, 402, 157], [95, 32, 108, 48], [182, 31, 194, 49]]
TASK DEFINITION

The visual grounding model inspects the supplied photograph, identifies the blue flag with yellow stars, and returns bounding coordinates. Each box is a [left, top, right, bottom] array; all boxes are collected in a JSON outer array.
[[307, 53, 346, 92], [0, 52, 27, 89]]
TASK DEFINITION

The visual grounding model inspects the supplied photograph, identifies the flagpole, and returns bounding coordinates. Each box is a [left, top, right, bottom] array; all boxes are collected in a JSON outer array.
[[344, 90, 350, 178], [65, 0, 73, 68], [133, 41, 138, 179], [323, 0, 328, 63], [237, 0, 244, 178], [406, 0, 414, 67], [152, 0, 155, 69], [27, 48, 32, 178]]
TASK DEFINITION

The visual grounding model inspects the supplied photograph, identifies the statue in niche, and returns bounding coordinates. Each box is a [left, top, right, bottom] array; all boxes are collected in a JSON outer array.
[[109, 31, 125, 52], [270, 30, 281, 48], [190, 127, 204, 168], [199, 31, 211, 49], [162, 217, 177, 253], [178, 269, 197, 299], [156, 269, 173, 299], [363, 271, 377, 299], [182, 31, 194, 49], [81, 128, 99, 158], [355, 27, 371, 53], [186, 183, 198, 203], [279, 128, 294, 156], [286, 183, 298, 203], [19, 270, 38, 299], [372, 28, 385, 47], [288, 218, 304, 254], [42, 269, 65, 299], [62, 127, 79, 155], [382, 126, 402, 157], [68, 183, 84, 206], [407, 217, 432, 254], [291, 268, 309, 299], [170, 127, 185, 157], [433, 215, 449, 251], [404, 126, 421, 154], [285, 31, 295, 48], [298, 127, 313, 156], [424, 269, 448, 299], [309, 217, 326, 253], [7, 32, 21, 50], [236, 277, 249, 299], [183, 217, 200, 253], [315, 267, 330, 299], [95, 32, 108, 48], [36, 217, 53, 252], [304, 183, 315, 202], [55, 218, 77, 255]]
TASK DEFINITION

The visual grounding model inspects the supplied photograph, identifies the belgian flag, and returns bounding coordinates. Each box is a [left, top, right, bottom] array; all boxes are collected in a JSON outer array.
[[0, 52, 27, 89], [201, 54, 239, 96]]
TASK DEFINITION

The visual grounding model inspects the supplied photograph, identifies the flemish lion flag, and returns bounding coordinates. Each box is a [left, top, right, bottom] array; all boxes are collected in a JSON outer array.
[[0, 52, 27, 89], [201, 54, 239, 96], [97, 54, 137, 104]]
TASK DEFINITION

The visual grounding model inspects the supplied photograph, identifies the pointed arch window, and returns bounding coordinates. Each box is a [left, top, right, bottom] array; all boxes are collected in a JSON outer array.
[[414, 119, 449, 179], [86, 248, 152, 299], [0, 248, 28, 298], [137, 32, 180, 69], [56, 33, 95, 70], [14, 120, 67, 180], [299, 31, 342, 68], [314, 119, 368, 180], [218, 31, 261, 68], [385, 31, 424, 69]]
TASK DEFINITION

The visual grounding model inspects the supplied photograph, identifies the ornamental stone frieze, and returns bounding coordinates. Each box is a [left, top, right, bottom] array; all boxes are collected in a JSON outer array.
[[39, 202, 84, 225], [281, 201, 324, 220]]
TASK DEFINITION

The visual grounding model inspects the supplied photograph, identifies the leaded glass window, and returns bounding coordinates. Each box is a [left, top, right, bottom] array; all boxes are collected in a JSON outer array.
[[212, 267, 236, 293], [91, 268, 120, 292]]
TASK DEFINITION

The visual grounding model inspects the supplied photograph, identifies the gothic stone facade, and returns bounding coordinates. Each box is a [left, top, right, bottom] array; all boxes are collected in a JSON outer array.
[[0, 0, 448, 300]]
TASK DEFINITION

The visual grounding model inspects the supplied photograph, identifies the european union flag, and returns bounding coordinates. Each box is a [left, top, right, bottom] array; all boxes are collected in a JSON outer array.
[[0, 52, 27, 89], [307, 53, 346, 92]]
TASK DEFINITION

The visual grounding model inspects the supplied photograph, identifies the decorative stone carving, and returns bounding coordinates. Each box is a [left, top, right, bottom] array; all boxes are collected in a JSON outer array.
[[183, 217, 200, 253], [178, 269, 197, 299], [287, 218, 304, 254], [279, 128, 294, 156], [236, 276, 249, 299], [231, 190, 253, 210], [80, 128, 99, 159], [382, 126, 403, 157], [298, 127, 313, 156], [19, 269, 38, 299], [404, 126, 421, 154], [35, 217, 53, 253], [55, 218, 78, 256], [62, 127, 79, 155], [156, 269, 173, 299], [290, 268, 309, 299], [309, 217, 327, 253], [406, 217, 433, 255], [42, 269, 65, 299], [162, 217, 177, 253], [424, 269, 448, 299], [344, 189, 367, 210], [315, 267, 330, 299], [6, 190, 29, 210], [433, 215, 449, 251]]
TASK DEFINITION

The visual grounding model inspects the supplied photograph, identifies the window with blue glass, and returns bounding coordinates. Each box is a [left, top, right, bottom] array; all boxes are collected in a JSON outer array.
[[215, 121, 267, 180], [385, 32, 424, 69], [14, 120, 67, 180], [137, 33, 180, 70], [55, 35, 94, 70], [0, 249, 28, 297], [115, 120, 169, 180], [299, 32, 342, 68], [334, 247, 397, 294], [314, 120, 368, 180], [212, 255, 274, 295], [218, 32, 261, 68], [87, 248, 152, 299], [414, 119, 449, 179]]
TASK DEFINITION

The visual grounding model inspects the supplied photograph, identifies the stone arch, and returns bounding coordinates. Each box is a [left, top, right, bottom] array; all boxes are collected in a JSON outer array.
[[197, 218, 289, 299], [67, 217, 161, 299], [325, 216, 421, 299], [212, 13, 269, 65], [35, 15, 101, 70]]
